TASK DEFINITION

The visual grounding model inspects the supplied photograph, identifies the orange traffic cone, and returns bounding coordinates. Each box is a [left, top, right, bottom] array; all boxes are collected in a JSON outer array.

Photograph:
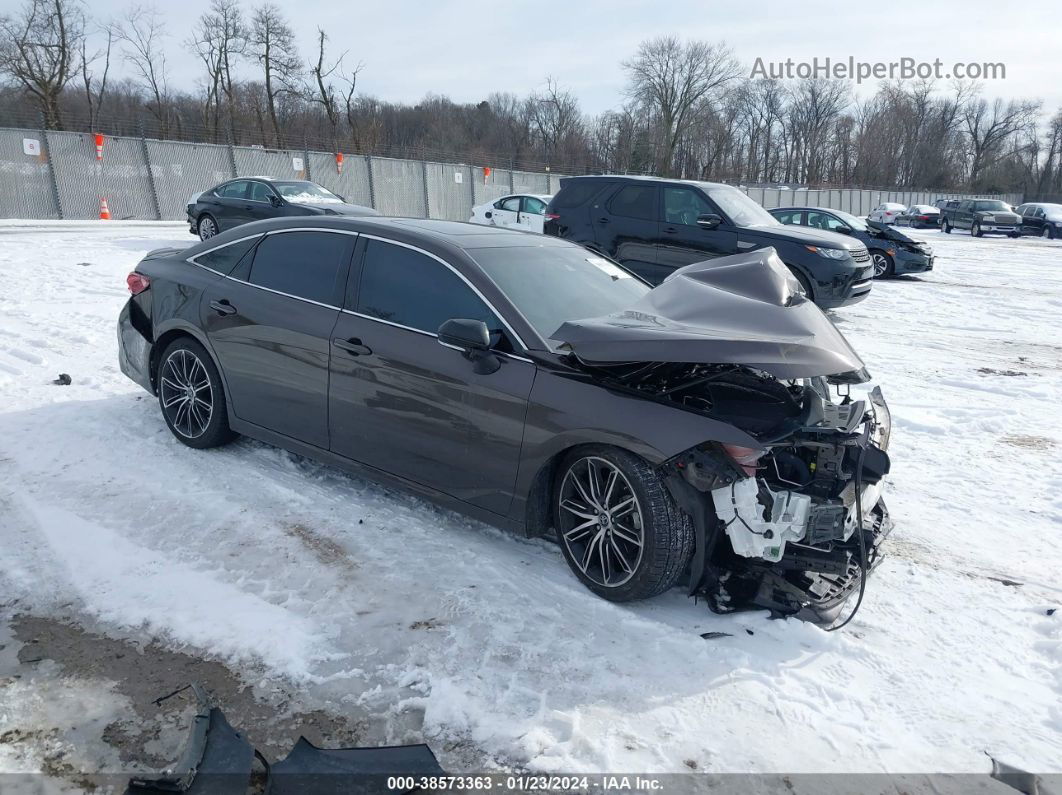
[[99, 197, 111, 220]]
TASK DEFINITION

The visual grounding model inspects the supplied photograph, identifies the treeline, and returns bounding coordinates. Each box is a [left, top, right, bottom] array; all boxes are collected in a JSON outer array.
[[2, 0, 1061, 195]]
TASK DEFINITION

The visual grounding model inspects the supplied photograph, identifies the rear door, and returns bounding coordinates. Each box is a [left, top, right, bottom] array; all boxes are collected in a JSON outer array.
[[201, 229, 355, 449], [328, 237, 535, 515], [209, 180, 252, 230], [654, 185, 739, 272], [594, 183, 662, 282]]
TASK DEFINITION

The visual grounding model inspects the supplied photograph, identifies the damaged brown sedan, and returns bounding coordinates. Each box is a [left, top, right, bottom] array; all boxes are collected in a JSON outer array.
[[118, 217, 891, 626]]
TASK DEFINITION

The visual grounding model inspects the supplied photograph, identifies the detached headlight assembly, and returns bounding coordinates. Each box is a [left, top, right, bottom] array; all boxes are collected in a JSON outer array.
[[805, 245, 850, 260]]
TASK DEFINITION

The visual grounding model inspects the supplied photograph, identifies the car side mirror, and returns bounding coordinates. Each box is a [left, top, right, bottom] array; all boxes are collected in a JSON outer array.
[[696, 213, 722, 230], [269, 195, 282, 207], [438, 318, 500, 374], [835, 225, 852, 235]]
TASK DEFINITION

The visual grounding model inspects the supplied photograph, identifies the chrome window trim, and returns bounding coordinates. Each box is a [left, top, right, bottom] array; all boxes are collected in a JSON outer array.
[[185, 228, 534, 363], [356, 233, 530, 352]]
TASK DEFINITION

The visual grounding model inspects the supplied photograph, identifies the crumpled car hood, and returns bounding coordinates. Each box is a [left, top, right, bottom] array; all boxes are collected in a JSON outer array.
[[552, 248, 868, 381]]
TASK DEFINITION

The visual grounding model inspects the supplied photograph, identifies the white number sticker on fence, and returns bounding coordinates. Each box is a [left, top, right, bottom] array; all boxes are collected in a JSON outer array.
[[292, 156, 304, 172], [22, 138, 41, 157], [454, 171, 463, 184]]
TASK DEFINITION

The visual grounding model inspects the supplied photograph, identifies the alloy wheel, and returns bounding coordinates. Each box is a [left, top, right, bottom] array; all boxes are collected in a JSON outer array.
[[872, 253, 890, 277], [558, 456, 644, 588], [160, 349, 213, 439], [199, 216, 217, 240]]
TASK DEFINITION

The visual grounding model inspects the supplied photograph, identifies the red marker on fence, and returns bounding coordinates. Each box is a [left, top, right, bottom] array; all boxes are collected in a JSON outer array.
[[336, 152, 344, 174], [95, 133, 104, 160], [483, 166, 491, 184]]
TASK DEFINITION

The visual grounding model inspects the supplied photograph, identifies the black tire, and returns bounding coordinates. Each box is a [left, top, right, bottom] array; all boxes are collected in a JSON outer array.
[[870, 249, 894, 279], [788, 267, 814, 300], [553, 446, 693, 602], [157, 337, 235, 449], [1044, 226, 1056, 240], [943, 219, 952, 233], [197, 214, 219, 241], [972, 221, 983, 237]]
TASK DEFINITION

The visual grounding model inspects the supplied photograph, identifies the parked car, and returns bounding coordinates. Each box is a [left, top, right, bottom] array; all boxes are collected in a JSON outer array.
[[118, 216, 892, 623], [942, 199, 1021, 237], [896, 204, 940, 228], [1015, 202, 1062, 239], [935, 199, 961, 227], [543, 176, 873, 310], [867, 203, 907, 224], [187, 177, 377, 240], [771, 207, 934, 278], [469, 194, 552, 233]]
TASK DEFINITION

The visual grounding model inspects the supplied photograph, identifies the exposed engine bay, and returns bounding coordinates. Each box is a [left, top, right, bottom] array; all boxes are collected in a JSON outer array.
[[580, 359, 893, 625]]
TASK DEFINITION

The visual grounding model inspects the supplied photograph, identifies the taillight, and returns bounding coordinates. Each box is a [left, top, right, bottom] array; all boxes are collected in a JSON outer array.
[[127, 272, 151, 295], [545, 213, 560, 221], [722, 444, 764, 476]]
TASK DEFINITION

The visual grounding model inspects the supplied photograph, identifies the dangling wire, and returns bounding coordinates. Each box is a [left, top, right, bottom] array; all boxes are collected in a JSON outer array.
[[827, 445, 868, 632]]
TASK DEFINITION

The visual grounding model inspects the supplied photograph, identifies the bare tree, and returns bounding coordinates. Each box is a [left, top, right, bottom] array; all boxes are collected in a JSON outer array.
[[116, 4, 171, 133], [248, 3, 301, 147], [0, 0, 85, 128], [962, 92, 1041, 186], [189, 0, 245, 140], [80, 20, 113, 130], [527, 77, 582, 162], [622, 36, 739, 176], [309, 28, 350, 148]]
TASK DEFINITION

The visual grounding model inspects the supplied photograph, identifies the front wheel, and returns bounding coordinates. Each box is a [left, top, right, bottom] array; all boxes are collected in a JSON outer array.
[[554, 447, 693, 602], [871, 250, 894, 279], [1044, 226, 1056, 240], [157, 337, 235, 449], [972, 222, 983, 237]]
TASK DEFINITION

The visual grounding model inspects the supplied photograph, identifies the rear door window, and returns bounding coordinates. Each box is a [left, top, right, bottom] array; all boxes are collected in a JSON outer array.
[[552, 181, 607, 208], [246, 231, 352, 305], [523, 197, 547, 214], [608, 185, 658, 220], [773, 210, 804, 225], [216, 181, 249, 199]]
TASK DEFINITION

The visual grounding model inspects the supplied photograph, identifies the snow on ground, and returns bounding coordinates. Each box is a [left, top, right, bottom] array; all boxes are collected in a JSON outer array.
[[0, 222, 1060, 777]]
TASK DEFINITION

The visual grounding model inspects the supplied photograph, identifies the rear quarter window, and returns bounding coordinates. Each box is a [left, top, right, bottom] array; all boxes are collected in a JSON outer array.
[[191, 236, 260, 275], [551, 181, 608, 208]]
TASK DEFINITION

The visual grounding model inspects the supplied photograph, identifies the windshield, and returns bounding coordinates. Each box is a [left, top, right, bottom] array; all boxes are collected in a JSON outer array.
[[832, 209, 869, 231], [973, 201, 1011, 212], [703, 185, 779, 227], [471, 244, 650, 344], [273, 181, 343, 204]]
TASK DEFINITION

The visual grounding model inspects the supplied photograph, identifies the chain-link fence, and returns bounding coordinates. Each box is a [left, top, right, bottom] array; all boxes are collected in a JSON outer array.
[[0, 125, 1021, 222]]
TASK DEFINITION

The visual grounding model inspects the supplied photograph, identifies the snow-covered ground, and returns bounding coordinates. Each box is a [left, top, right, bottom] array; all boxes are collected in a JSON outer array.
[[1, 222, 1060, 780]]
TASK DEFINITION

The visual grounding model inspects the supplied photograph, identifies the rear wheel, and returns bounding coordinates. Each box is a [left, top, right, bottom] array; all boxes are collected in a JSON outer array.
[[197, 214, 219, 241], [157, 337, 234, 449], [871, 250, 894, 279], [943, 219, 952, 234], [554, 447, 693, 602]]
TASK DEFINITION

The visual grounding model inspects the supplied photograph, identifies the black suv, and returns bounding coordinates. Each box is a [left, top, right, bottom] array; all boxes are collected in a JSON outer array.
[[544, 176, 873, 309]]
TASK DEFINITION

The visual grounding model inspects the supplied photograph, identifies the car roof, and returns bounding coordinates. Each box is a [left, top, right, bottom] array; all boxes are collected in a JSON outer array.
[[771, 206, 843, 213], [560, 174, 731, 190]]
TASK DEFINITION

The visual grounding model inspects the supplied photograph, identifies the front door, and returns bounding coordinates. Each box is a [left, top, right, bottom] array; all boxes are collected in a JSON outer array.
[[202, 229, 354, 449], [519, 196, 547, 233], [329, 237, 535, 516], [655, 185, 739, 271], [491, 197, 522, 228]]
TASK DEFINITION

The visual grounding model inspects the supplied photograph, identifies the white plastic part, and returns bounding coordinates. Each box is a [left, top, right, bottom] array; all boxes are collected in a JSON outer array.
[[712, 479, 811, 562]]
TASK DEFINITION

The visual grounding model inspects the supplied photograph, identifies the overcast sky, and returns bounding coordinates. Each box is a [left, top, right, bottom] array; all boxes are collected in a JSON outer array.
[[88, 0, 1062, 115]]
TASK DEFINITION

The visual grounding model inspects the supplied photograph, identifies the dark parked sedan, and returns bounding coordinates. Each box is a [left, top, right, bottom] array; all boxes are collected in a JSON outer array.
[[771, 207, 934, 277], [187, 177, 377, 240], [118, 217, 892, 623]]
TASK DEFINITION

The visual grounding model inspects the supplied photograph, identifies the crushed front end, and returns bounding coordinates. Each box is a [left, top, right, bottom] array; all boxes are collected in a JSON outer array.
[[655, 367, 892, 624]]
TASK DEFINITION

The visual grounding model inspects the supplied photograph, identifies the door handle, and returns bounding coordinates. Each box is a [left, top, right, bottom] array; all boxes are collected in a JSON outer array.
[[663, 226, 678, 233], [332, 337, 372, 356], [209, 299, 237, 315], [597, 217, 610, 224]]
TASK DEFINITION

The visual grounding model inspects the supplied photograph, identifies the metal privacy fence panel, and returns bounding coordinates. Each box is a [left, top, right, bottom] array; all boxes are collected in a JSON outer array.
[[473, 168, 513, 204], [148, 140, 234, 220], [44, 131, 158, 219], [0, 128, 60, 219], [426, 161, 473, 221], [307, 152, 373, 208], [43, 131, 103, 219], [512, 171, 550, 195], [370, 157, 426, 216], [234, 146, 308, 180]]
